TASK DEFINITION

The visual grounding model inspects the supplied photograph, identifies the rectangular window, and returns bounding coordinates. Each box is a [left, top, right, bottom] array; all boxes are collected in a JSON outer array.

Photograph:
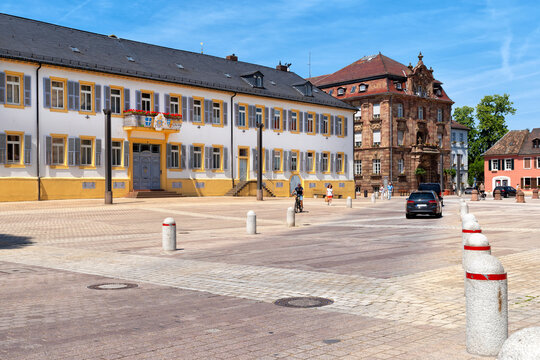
[[273, 150, 281, 171], [398, 159, 404, 174], [524, 157, 531, 169], [141, 92, 152, 111], [51, 80, 65, 109], [193, 146, 202, 169], [355, 133, 362, 147], [459, 133, 464, 142], [212, 101, 221, 125], [111, 88, 122, 114], [52, 137, 65, 165], [6, 75, 21, 105], [193, 99, 202, 123], [336, 116, 343, 136], [256, 107, 263, 128], [452, 132, 456, 142], [397, 103, 403, 118], [373, 103, 380, 118], [212, 147, 221, 170], [112, 141, 122, 166], [273, 108, 282, 131], [322, 153, 329, 172], [322, 115, 329, 135], [291, 151, 298, 172], [6, 135, 21, 163], [170, 96, 179, 114], [491, 159, 499, 171], [354, 160, 362, 175], [80, 84, 92, 112], [80, 139, 93, 166], [291, 111, 297, 132], [307, 151, 314, 172], [336, 153, 344, 173], [505, 159, 512, 170], [437, 108, 443, 122], [238, 105, 246, 128], [354, 107, 361, 121], [171, 145, 179, 168], [307, 113, 314, 133], [438, 134, 443, 147], [537, 157, 540, 169], [373, 159, 381, 174], [418, 106, 423, 120], [524, 177, 531, 188], [373, 130, 381, 146], [397, 130, 404, 146]]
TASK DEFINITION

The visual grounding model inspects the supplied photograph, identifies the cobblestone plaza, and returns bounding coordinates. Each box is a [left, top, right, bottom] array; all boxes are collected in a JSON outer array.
[[1, 196, 539, 359]]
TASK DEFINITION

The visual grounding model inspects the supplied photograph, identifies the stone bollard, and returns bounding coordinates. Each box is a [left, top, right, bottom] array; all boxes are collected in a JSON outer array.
[[246, 210, 256, 234], [286, 207, 295, 228], [461, 213, 478, 228], [532, 188, 539, 199], [463, 233, 491, 272], [162, 217, 176, 251], [516, 189, 526, 203], [371, 193, 376, 203], [346, 196, 352, 208], [498, 327, 540, 360], [460, 199, 469, 217], [471, 189, 479, 201], [466, 254, 508, 356], [462, 217, 481, 250], [494, 189, 502, 200]]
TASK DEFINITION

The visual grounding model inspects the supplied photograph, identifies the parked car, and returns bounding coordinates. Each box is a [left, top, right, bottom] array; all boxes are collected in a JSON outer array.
[[493, 186, 517, 198], [418, 183, 443, 206], [406, 190, 442, 218], [464, 187, 474, 194]]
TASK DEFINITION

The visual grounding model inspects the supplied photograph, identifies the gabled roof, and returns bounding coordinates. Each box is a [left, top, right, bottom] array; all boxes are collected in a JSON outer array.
[[451, 120, 470, 131], [309, 54, 411, 87], [518, 128, 540, 155], [483, 130, 529, 156], [0, 13, 354, 111]]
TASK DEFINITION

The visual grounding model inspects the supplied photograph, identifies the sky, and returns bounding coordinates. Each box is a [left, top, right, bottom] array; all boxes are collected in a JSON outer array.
[[1, 0, 539, 130]]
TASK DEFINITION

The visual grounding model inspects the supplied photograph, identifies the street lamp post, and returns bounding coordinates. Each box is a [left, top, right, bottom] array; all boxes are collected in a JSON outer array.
[[256, 122, 263, 201], [103, 109, 113, 204]]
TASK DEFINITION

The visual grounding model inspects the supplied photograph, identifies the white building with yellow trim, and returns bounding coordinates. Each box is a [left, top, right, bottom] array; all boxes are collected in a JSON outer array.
[[0, 14, 355, 201]]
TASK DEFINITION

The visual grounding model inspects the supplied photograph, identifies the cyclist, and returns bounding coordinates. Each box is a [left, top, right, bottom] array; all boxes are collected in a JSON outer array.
[[291, 183, 304, 212]]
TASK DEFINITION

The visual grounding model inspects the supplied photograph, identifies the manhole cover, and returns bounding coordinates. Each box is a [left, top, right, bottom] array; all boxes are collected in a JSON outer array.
[[274, 297, 334, 308], [87, 283, 138, 290]]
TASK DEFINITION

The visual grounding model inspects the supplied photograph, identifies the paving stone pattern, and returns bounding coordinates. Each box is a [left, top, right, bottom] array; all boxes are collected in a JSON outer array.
[[0, 196, 539, 359]]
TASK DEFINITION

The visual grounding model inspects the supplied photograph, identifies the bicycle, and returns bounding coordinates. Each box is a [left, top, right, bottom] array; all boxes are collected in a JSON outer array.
[[294, 195, 303, 213]]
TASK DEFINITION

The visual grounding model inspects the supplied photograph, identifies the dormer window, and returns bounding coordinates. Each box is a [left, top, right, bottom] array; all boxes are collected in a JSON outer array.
[[359, 84, 367, 92], [241, 71, 264, 88], [395, 82, 402, 90], [337, 87, 346, 96], [293, 82, 313, 96], [533, 139, 540, 148]]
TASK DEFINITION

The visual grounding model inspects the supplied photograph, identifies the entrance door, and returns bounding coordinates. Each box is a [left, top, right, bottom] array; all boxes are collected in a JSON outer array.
[[238, 147, 249, 181], [289, 175, 301, 194], [133, 144, 161, 190]]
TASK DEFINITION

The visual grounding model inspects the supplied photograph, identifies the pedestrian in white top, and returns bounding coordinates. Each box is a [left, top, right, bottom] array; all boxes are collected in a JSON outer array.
[[326, 184, 333, 206]]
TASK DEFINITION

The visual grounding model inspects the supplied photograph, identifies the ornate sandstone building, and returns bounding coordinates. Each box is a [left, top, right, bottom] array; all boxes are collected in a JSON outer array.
[[310, 53, 454, 194]]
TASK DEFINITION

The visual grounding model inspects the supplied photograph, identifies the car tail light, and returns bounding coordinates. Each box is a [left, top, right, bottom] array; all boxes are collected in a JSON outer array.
[[407, 200, 414, 204], [428, 200, 437, 204]]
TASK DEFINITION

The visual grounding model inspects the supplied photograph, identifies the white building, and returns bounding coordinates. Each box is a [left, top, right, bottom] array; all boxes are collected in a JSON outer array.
[[450, 120, 470, 190], [0, 14, 355, 201]]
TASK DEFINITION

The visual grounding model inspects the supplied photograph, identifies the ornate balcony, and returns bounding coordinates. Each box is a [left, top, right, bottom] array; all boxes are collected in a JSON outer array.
[[123, 110, 182, 132]]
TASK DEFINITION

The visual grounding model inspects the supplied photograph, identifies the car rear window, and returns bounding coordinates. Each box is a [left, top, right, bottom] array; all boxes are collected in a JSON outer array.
[[409, 192, 435, 200], [419, 184, 441, 192]]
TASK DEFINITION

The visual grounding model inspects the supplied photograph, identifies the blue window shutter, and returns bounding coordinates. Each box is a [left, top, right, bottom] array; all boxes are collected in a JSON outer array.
[[164, 94, 170, 114], [204, 146, 211, 169], [0, 72, 5, 104], [287, 110, 292, 131], [67, 81, 74, 110], [299, 112, 304, 132], [330, 116, 335, 135], [344, 154, 348, 173], [45, 136, 52, 165], [304, 112, 308, 132], [271, 150, 275, 171], [252, 148, 257, 170], [344, 117, 348, 136], [24, 134, 32, 164], [300, 152, 304, 172], [204, 99, 211, 124], [166, 143, 172, 168], [270, 108, 274, 129], [124, 88, 130, 111], [234, 103, 239, 126], [0, 133, 5, 164], [154, 93, 159, 112], [74, 81, 79, 110], [180, 144, 186, 169], [223, 147, 228, 170], [248, 105, 254, 128], [265, 149, 269, 172], [188, 97, 194, 122], [316, 114, 321, 134], [104, 86, 111, 110], [181, 96, 187, 120], [95, 139, 102, 166], [316, 152, 320, 172], [75, 137, 81, 166], [511, 159, 514, 170], [331, 153, 335, 173], [264, 107, 269, 129], [43, 78, 51, 108], [68, 137, 75, 166], [24, 75, 31, 106], [189, 145, 194, 169], [124, 141, 129, 167], [135, 90, 141, 110], [95, 85, 101, 112], [223, 102, 228, 126], [283, 151, 288, 171]]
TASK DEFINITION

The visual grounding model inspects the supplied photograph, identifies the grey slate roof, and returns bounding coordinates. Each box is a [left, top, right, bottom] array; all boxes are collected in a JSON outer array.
[[483, 130, 529, 156], [0, 13, 354, 111], [518, 128, 540, 155]]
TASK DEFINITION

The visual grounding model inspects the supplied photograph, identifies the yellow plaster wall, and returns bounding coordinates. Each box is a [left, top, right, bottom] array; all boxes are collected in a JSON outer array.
[[0, 178, 39, 201], [40, 178, 130, 200], [165, 178, 232, 196]]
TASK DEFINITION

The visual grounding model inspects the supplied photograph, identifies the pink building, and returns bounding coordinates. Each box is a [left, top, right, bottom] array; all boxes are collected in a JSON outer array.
[[483, 128, 540, 192]]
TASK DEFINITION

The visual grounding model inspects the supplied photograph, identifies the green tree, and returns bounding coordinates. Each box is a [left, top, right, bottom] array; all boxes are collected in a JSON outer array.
[[476, 94, 516, 155]]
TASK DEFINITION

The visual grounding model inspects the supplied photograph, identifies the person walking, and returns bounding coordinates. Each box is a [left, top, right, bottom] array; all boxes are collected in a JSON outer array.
[[387, 182, 394, 200], [326, 184, 333, 206], [379, 185, 384, 199]]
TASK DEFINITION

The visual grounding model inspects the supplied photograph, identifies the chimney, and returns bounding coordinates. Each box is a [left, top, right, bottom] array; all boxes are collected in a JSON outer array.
[[276, 61, 288, 72], [226, 54, 238, 61]]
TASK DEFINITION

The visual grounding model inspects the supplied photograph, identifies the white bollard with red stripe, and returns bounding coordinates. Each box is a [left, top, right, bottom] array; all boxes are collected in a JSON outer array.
[[462, 213, 477, 227], [162, 217, 176, 251], [463, 233, 491, 271], [462, 217, 481, 247], [466, 254, 508, 356], [498, 327, 540, 359], [460, 199, 469, 217]]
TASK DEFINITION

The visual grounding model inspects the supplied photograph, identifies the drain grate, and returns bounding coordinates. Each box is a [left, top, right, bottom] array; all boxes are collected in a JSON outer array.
[[87, 283, 138, 290], [274, 296, 334, 308]]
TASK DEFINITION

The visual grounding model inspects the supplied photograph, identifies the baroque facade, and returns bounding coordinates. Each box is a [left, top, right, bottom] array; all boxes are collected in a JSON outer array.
[[0, 14, 355, 201], [310, 53, 453, 194]]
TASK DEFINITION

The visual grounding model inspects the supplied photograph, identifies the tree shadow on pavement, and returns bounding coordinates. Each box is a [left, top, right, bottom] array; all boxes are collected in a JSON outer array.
[[0, 234, 33, 249]]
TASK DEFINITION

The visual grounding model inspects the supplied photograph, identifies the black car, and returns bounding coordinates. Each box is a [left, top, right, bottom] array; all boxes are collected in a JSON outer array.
[[493, 186, 517, 198], [464, 187, 474, 194], [418, 183, 444, 205], [406, 190, 442, 218]]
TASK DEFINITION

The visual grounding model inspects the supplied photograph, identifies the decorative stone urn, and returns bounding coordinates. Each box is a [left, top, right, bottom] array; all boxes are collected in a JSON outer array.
[[471, 189, 479, 201], [533, 188, 539, 200], [516, 190, 526, 203], [494, 189, 502, 200]]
